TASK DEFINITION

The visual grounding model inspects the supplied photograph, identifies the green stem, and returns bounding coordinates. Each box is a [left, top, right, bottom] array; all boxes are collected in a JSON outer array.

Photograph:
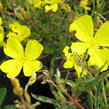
[[95, 82, 101, 108], [102, 81, 108, 106]]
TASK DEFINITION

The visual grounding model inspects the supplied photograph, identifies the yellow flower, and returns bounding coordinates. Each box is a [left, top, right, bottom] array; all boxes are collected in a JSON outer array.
[[28, 0, 64, 12], [0, 17, 4, 47], [45, 3, 58, 12], [7, 22, 30, 41], [0, 38, 43, 78], [69, 15, 109, 70], [44, 0, 63, 12], [80, 0, 91, 10], [63, 46, 87, 78]]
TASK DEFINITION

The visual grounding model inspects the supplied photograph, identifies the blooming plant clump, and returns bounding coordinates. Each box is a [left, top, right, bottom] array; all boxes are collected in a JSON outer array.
[[0, 0, 109, 109], [28, 0, 71, 12], [63, 15, 109, 77]]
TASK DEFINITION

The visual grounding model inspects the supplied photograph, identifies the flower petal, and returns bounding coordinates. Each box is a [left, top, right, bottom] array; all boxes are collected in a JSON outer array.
[[33, 0, 41, 8], [4, 38, 24, 59], [45, 3, 58, 12], [0, 26, 4, 46], [0, 17, 2, 25], [44, 0, 62, 4], [9, 22, 21, 33], [23, 60, 42, 76], [63, 46, 72, 58], [94, 21, 109, 47], [63, 46, 74, 68], [8, 22, 30, 41], [69, 15, 93, 42], [7, 32, 18, 38], [25, 40, 43, 60], [63, 56, 74, 68], [0, 59, 23, 78], [74, 63, 87, 78], [18, 25, 30, 41], [71, 42, 88, 54], [88, 48, 109, 70]]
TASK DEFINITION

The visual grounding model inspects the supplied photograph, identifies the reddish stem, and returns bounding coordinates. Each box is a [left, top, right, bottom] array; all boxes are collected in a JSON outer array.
[[0, 10, 14, 16], [70, 95, 85, 109]]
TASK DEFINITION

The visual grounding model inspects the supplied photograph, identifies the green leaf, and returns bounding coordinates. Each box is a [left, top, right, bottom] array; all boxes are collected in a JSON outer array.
[[32, 94, 78, 109], [101, 81, 108, 106], [65, 80, 75, 89], [31, 94, 60, 106], [3, 105, 16, 109], [0, 88, 7, 105], [55, 69, 61, 84], [52, 90, 66, 102], [24, 91, 31, 104], [56, 103, 78, 109], [84, 70, 109, 89], [95, 82, 101, 108], [84, 79, 98, 89]]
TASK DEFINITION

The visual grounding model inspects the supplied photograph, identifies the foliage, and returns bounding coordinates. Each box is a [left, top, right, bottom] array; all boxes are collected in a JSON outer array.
[[0, 0, 109, 109], [0, 88, 15, 109], [0, 88, 7, 106]]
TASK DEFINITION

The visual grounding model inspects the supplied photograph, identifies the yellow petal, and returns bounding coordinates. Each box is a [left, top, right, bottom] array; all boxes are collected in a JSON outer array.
[[4, 38, 24, 59], [51, 0, 62, 3], [94, 21, 109, 47], [80, 0, 91, 10], [0, 17, 2, 25], [45, 3, 58, 12], [17, 25, 30, 41], [0, 26, 4, 46], [33, 0, 41, 8], [63, 59, 74, 68], [25, 40, 43, 60], [71, 42, 88, 55], [0, 59, 23, 78], [69, 15, 93, 42], [9, 22, 21, 33], [9, 22, 30, 41], [88, 48, 109, 70], [7, 32, 18, 38], [74, 63, 87, 78], [23, 60, 42, 76], [73, 54, 87, 78], [63, 46, 74, 68], [63, 55, 74, 68], [63, 46, 72, 58], [44, 0, 62, 4]]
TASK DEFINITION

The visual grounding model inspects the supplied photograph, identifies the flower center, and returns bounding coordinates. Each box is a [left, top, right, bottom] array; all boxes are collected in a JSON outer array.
[[21, 56, 27, 62], [86, 39, 98, 48]]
